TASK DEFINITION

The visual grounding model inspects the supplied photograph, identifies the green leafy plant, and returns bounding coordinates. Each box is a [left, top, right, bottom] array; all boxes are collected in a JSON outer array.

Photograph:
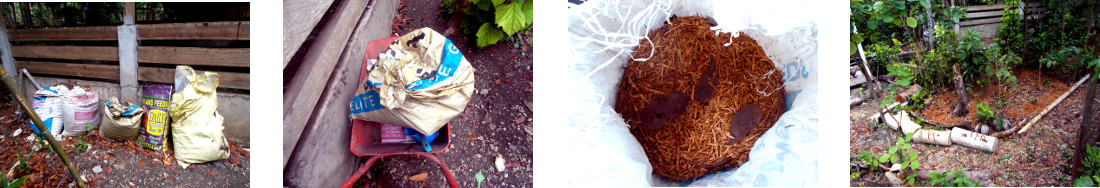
[[996, 0, 1024, 54], [443, 0, 533, 48], [0, 172, 26, 188], [927, 169, 981, 187], [1074, 145, 1100, 187], [70, 137, 88, 152], [975, 103, 996, 125], [13, 151, 27, 174], [879, 133, 921, 185]]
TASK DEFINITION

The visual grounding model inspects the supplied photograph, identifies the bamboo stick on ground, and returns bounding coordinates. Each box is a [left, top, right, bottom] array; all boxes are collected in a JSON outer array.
[[1018, 75, 1090, 134], [0, 67, 83, 187]]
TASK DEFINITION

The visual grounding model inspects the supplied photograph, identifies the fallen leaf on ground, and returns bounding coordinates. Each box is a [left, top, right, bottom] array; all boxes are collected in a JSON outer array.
[[408, 172, 428, 182]]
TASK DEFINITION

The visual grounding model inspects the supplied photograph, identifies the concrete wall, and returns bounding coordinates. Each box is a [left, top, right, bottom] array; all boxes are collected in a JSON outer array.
[[19, 76, 250, 147]]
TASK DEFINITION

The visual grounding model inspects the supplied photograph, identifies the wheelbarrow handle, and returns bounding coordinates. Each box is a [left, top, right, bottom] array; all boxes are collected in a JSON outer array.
[[341, 153, 461, 188]]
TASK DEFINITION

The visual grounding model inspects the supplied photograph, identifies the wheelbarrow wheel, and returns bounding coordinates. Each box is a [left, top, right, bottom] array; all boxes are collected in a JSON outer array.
[[340, 153, 461, 188]]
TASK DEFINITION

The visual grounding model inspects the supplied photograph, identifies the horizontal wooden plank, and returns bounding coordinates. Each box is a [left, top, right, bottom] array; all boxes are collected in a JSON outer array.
[[12, 46, 119, 61], [966, 10, 1006, 18], [283, 0, 338, 68], [138, 46, 249, 67], [12, 45, 248, 67], [138, 67, 249, 90], [965, 4, 1008, 11], [961, 18, 1002, 26], [9, 26, 117, 41], [137, 21, 249, 40], [17, 61, 120, 80], [9, 21, 250, 41], [17, 60, 248, 90]]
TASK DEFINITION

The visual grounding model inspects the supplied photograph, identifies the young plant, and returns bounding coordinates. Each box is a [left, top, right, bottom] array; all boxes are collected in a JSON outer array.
[[878, 133, 921, 185], [1074, 145, 1100, 187], [0, 172, 26, 188], [442, 0, 533, 48], [975, 103, 996, 125], [927, 169, 981, 187]]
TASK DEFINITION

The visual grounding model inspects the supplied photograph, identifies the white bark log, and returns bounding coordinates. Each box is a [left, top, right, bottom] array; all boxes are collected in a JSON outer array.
[[950, 127, 998, 152], [913, 129, 952, 146], [883, 111, 921, 134]]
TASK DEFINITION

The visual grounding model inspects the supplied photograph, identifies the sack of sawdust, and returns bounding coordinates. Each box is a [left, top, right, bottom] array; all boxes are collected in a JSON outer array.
[[349, 27, 476, 135], [60, 85, 100, 137], [168, 66, 230, 167], [99, 97, 145, 141]]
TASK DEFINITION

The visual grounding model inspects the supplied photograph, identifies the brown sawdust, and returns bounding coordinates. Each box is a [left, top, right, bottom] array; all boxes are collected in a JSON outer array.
[[919, 69, 1069, 125], [615, 16, 785, 181]]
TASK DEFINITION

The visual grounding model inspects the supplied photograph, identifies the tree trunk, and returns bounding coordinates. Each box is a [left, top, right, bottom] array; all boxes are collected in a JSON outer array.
[[1074, 77, 1097, 179], [953, 64, 968, 117]]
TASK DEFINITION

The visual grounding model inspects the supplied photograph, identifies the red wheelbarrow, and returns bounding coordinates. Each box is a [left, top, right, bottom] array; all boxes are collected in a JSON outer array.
[[340, 37, 461, 188]]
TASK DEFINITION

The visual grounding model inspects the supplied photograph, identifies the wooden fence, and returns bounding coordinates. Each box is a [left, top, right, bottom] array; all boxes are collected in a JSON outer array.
[[0, 3, 251, 145], [960, 2, 1044, 38]]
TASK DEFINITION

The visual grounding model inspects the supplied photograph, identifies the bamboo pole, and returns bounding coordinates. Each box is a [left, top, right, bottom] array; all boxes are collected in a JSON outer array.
[[0, 66, 83, 187], [1018, 75, 1090, 134]]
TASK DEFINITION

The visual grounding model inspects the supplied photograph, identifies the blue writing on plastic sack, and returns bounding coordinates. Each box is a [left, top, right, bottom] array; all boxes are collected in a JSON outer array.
[[350, 80, 387, 114], [407, 39, 463, 91]]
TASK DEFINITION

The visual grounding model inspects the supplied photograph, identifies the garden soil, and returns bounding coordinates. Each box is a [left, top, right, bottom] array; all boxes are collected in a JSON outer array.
[[851, 69, 1099, 186]]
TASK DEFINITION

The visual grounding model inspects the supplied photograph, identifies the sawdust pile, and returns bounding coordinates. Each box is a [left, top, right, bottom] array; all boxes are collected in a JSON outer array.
[[614, 16, 786, 180]]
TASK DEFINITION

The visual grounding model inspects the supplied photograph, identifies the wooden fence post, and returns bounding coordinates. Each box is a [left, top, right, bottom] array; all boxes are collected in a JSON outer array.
[[119, 2, 138, 102], [0, 6, 17, 79]]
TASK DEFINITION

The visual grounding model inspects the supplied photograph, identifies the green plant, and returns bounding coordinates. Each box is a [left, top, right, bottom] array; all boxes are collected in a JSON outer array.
[[927, 169, 981, 187], [996, 0, 1024, 54], [878, 133, 921, 185], [70, 137, 88, 152], [1074, 145, 1100, 187], [13, 151, 27, 174], [0, 172, 26, 188], [975, 103, 996, 125], [442, 0, 533, 48]]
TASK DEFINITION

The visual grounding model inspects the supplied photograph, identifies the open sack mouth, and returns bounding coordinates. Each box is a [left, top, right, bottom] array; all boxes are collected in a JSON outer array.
[[613, 16, 786, 181]]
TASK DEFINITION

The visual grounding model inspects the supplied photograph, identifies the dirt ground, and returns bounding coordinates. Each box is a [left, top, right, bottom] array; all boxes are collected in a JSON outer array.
[[0, 86, 250, 187], [851, 69, 1099, 186], [348, 0, 534, 187]]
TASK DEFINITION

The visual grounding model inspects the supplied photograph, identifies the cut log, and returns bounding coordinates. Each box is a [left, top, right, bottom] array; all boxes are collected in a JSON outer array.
[[896, 84, 923, 103], [1018, 75, 1090, 133], [953, 64, 969, 117], [883, 111, 921, 134], [913, 129, 952, 146], [950, 127, 998, 152]]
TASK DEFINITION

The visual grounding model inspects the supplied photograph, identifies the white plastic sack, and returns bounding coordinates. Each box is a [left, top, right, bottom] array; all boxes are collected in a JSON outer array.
[[553, 0, 818, 186], [349, 28, 476, 135], [30, 85, 67, 138], [60, 86, 101, 137]]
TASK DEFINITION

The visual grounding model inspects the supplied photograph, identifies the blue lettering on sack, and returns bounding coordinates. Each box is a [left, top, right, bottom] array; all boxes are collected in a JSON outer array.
[[350, 80, 386, 114], [407, 39, 462, 91], [350, 90, 386, 114]]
